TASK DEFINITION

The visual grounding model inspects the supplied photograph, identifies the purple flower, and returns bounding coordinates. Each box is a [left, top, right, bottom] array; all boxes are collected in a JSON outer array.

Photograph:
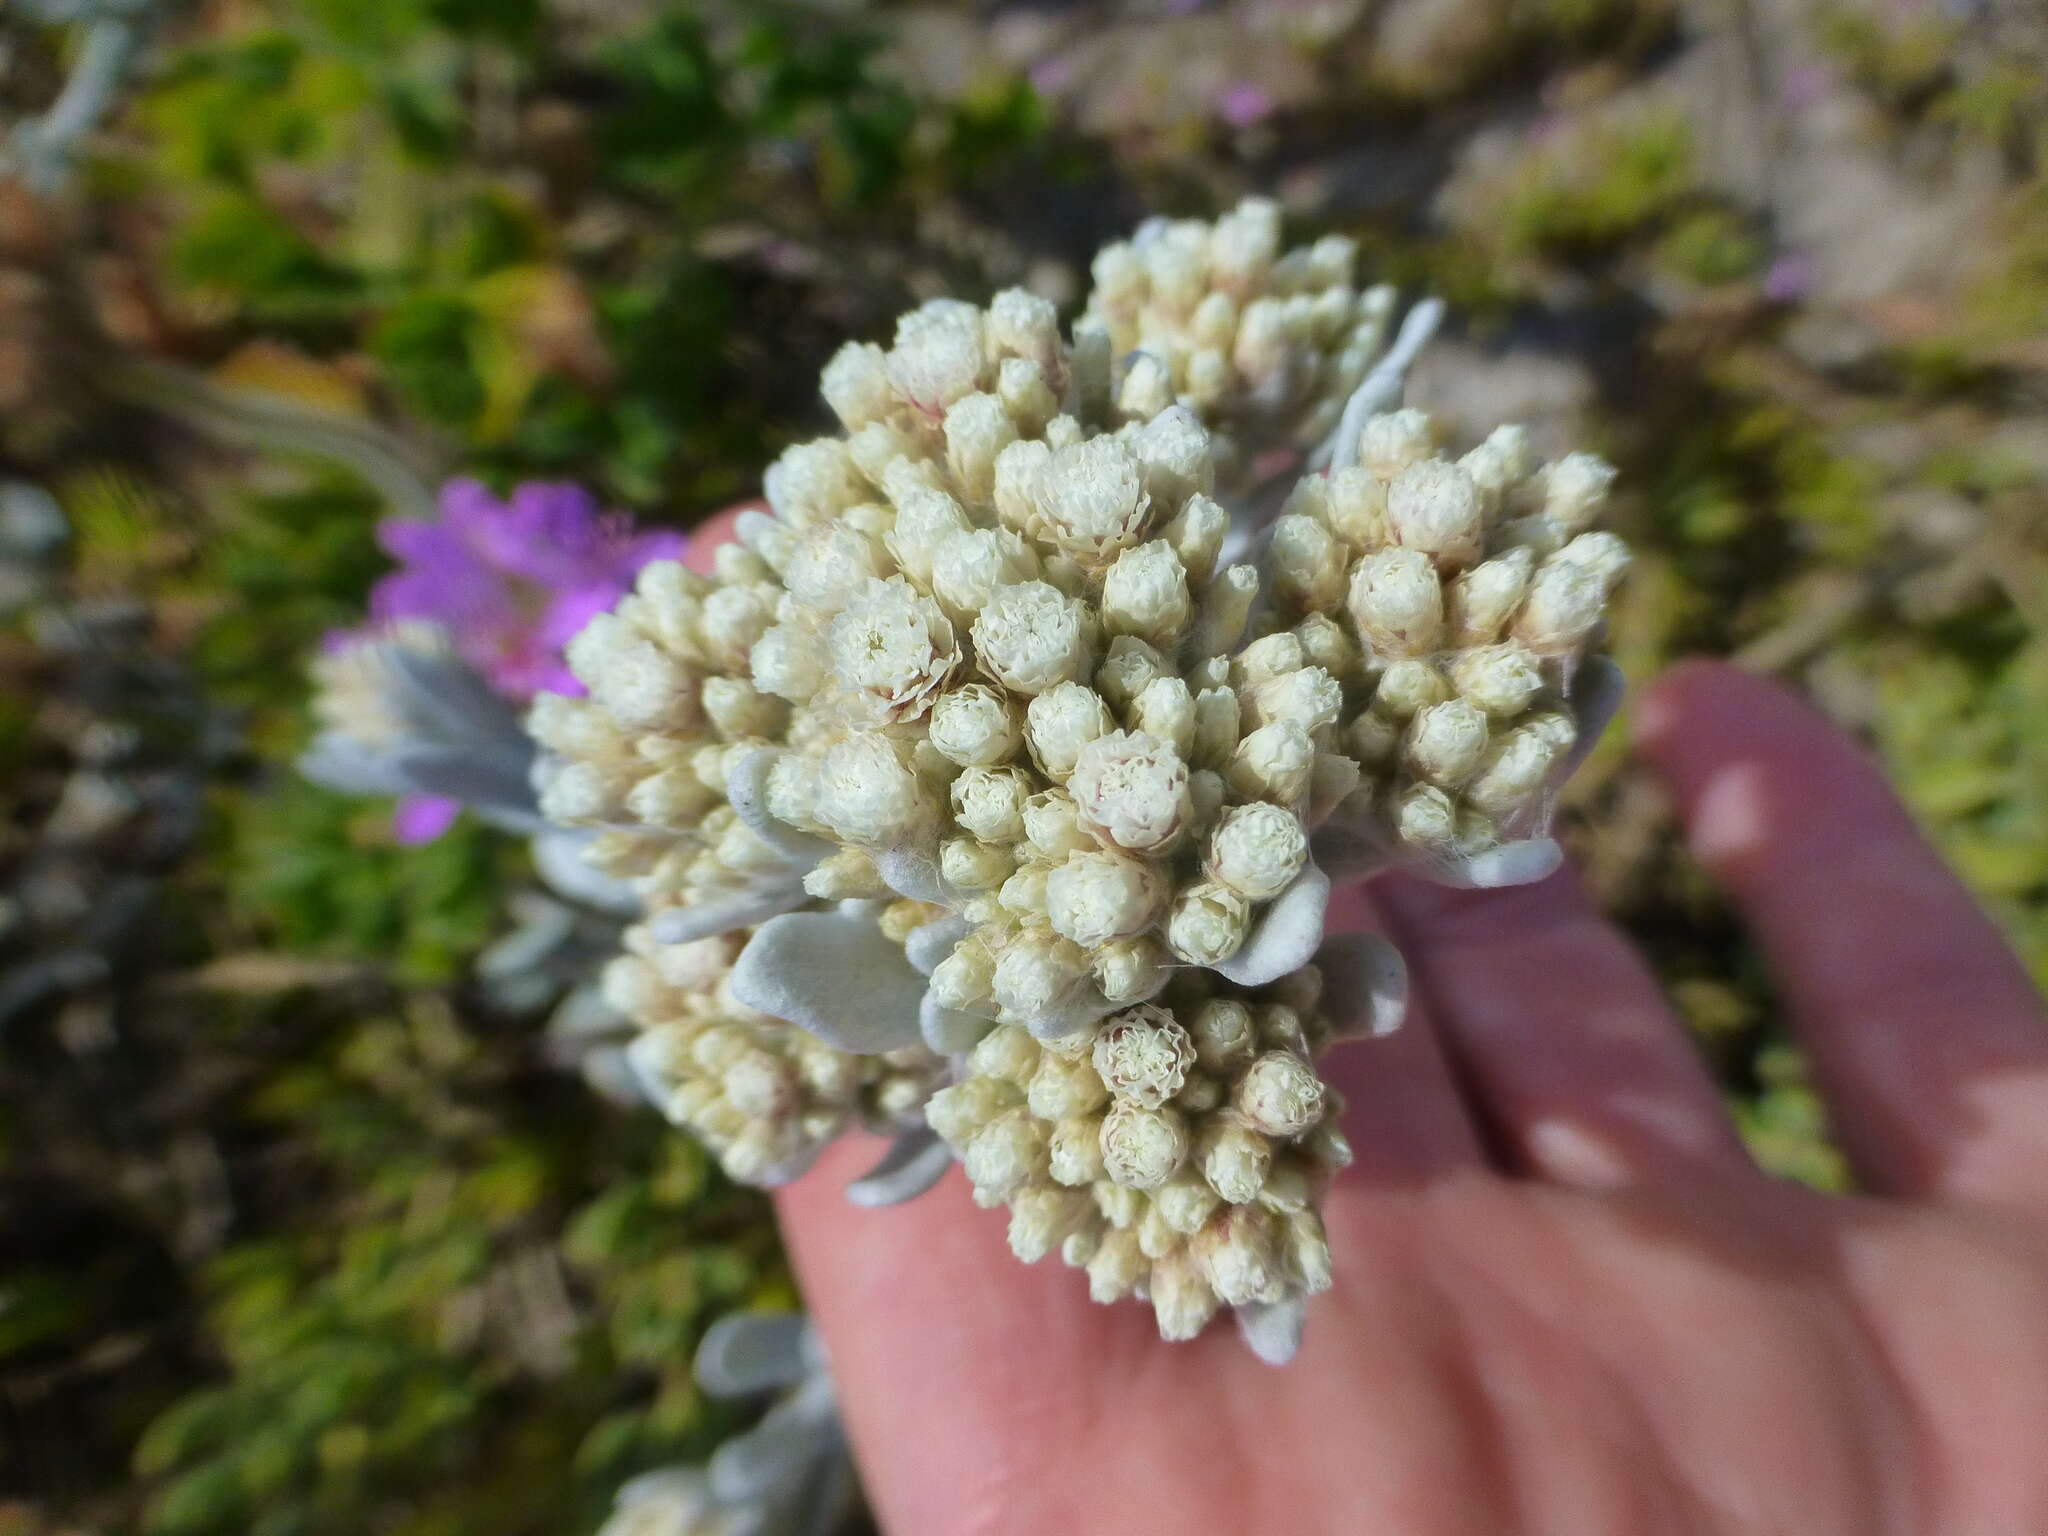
[[392, 793, 463, 845], [1763, 252, 1815, 304], [371, 478, 686, 703], [1218, 83, 1275, 129]]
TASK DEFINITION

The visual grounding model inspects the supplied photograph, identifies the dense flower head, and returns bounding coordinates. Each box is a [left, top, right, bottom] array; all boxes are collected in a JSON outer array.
[[924, 964, 1351, 1344], [524, 200, 1629, 1351]]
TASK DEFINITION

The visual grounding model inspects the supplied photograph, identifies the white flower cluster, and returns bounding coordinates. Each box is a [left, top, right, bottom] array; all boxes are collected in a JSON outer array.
[[1080, 199, 1399, 483], [527, 201, 1629, 1356], [925, 963, 1350, 1345], [606, 923, 944, 1187], [1274, 415, 1627, 882]]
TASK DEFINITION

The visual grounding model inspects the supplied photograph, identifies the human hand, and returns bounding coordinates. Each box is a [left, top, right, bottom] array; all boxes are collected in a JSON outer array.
[[764, 654, 2048, 1536]]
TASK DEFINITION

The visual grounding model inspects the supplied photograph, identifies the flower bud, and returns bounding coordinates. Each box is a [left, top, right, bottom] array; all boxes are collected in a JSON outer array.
[[1165, 880, 1252, 965], [1540, 451, 1616, 533], [1447, 547, 1535, 646], [1093, 1004, 1198, 1109], [814, 734, 926, 845], [1396, 782, 1458, 846], [1386, 458, 1484, 569], [1117, 352, 1176, 421], [929, 684, 1022, 767], [1070, 730, 1192, 852], [1323, 466, 1388, 549], [1199, 1118, 1273, 1204], [1459, 423, 1533, 517], [1095, 635, 1165, 713], [1101, 1102, 1191, 1189], [998, 357, 1059, 436], [1028, 1050, 1110, 1121], [1347, 547, 1443, 657], [930, 940, 997, 1015], [1026, 681, 1114, 780], [1451, 643, 1545, 717], [964, 1110, 1046, 1203], [1225, 720, 1315, 805], [1189, 997, 1257, 1070], [888, 297, 988, 414], [1036, 435, 1151, 564], [1093, 935, 1173, 1005], [1357, 409, 1434, 479], [1045, 849, 1167, 947], [992, 438, 1051, 533], [1009, 1187, 1091, 1263], [1346, 708, 1399, 766], [942, 835, 1015, 891], [1016, 787, 1091, 861], [1553, 530, 1632, 592], [1190, 686, 1240, 768], [821, 340, 893, 429], [1051, 1113, 1109, 1187], [764, 438, 864, 525], [1467, 725, 1562, 817], [998, 864, 1050, 922], [1372, 656, 1451, 719], [1102, 540, 1193, 647], [1129, 405, 1214, 509], [1513, 560, 1605, 655], [951, 765, 1032, 843], [1207, 802, 1309, 898], [1162, 492, 1228, 581], [992, 931, 1091, 1020], [931, 528, 1037, 620], [1195, 1207, 1286, 1306], [1133, 675, 1197, 758], [1084, 1224, 1144, 1301], [973, 581, 1094, 695], [1269, 514, 1345, 613], [1150, 1254, 1219, 1342], [1195, 563, 1259, 655], [1236, 1051, 1326, 1136], [1248, 666, 1343, 737]]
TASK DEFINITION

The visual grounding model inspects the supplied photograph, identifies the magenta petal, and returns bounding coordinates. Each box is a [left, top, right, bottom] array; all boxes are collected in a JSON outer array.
[[392, 795, 462, 845]]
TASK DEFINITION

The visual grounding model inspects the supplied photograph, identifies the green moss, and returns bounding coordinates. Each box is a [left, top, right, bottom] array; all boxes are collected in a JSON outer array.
[[1500, 110, 1696, 260]]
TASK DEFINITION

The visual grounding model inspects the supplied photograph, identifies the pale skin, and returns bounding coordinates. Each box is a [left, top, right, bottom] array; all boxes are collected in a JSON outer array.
[[688, 516, 2048, 1535]]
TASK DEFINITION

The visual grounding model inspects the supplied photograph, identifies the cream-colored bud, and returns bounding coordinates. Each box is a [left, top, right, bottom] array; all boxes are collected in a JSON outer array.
[[1008, 1186, 1090, 1263], [987, 287, 1063, 375], [888, 297, 987, 413], [998, 864, 1050, 922], [1129, 405, 1213, 509], [710, 542, 770, 587], [1209, 196, 1281, 289], [1191, 289, 1239, 348], [926, 685, 1018, 768], [1165, 880, 1252, 965], [970, 1022, 1042, 1083], [930, 939, 997, 1015], [1248, 667, 1343, 738], [1269, 514, 1345, 616], [1358, 409, 1434, 479], [1208, 802, 1308, 898], [821, 339, 893, 429], [1540, 451, 1617, 533], [973, 581, 1093, 696], [1199, 1119, 1273, 1205], [566, 614, 693, 732], [1162, 492, 1227, 581], [1187, 768, 1226, 835], [1095, 635, 1165, 713], [1309, 752, 1364, 825], [925, 1077, 1017, 1144], [1236, 1051, 1326, 1137], [1102, 540, 1193, 647], [1459, 424, 1534, 518], [1189, 997, 1257, 1070], [1070, 730, 1192, 852], [814, 735, 925, 845], [732, 511, 792, 572], [1195, 563, 1259, 656], [991, 438, 1051, 533], [1514, 560, 1606, 655], [1101, 1101, 1191, 1190], [1092, 1004, 1197, 1110], [763, 438, 863, 524], [1150, 1254, 1220, 1342], [1051, 1113, 1109, 1187], [1494, 512, 1566, 558], [1396, 782, 1458, 846], [1037, 435, 1150, 563], [950, 765, 1032, 847], [1405, 700, 1490, 786], [1028, 1050, 1109, 1122], [992, 931, 1090, 1020], [759, 751, 819, 828], [1070, 320, 1113, 425], [750, 617, 828, 702], [1132, 675, 1197, 758], [1093, 935, 1173, 1006], [827, 578, 960, 725], [1022, 789, 1094, 860], [1553, 530, 1632, 592], [1197, 1207, 1288, 1307], [1320, 466, 1388, 551], [1448, 547, 1536, 646], [782, 519, 886, 608], [1191, 686, 1240, 768], [1293, 613, 1356, 679], [1225, 720, 1315, 805], [1117, 352, 1177, 421], [884, 483, 969, 582], [1347, 547, 1443, 657], [1026, 681, 1114, 780], [1386, 458, 1484, 569], [1467, 726, 1562, 817], [931, 528, 1035, 621], [942, 835, 1015, 891], [997, 356, 1058, 436], [621, 767, 712, 827], [964, 1110, 1045, 1203], [700, 676, 784, 740], [1235, 633, 1304, 686], [1452, 643, 1545, 717], [1045, 849, 1166, 948]]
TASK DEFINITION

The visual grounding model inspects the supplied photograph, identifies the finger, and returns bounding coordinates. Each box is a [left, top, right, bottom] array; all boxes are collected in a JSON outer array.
[[681, 500, 760, 575], [1376, 865, 1756, 1191], [1637, 660, 2048, 1208], [1320, 881, 1488, 1184]]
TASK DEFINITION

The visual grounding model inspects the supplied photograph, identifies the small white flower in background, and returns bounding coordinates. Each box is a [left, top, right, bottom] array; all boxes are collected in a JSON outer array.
[[524, 197, 1630, 1358]]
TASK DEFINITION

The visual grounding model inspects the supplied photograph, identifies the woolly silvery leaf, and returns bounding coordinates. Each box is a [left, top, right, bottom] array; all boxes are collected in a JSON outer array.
[[725, 747, 837, 868], [1212, 866, 1331, 986], [529, 829, 639, 916], [695, 1313, 811, 1397], [1314, 933, 1409, 1040], [648, 885, 810, 946], [730, 906, 928, 1055], [921, 990, 995, 1054], [846, 1128, 954, 1207], [1235, 1297, 1308, 1367]]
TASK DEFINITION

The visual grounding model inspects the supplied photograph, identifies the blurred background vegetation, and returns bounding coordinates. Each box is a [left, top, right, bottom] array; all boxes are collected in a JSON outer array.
[[1, 0, 2041, 1529]]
